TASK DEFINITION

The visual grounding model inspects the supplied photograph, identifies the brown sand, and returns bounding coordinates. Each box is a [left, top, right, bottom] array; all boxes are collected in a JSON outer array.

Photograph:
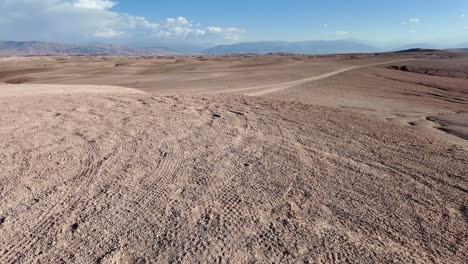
[[427, 112, 468, 140], [1, 53, 467, 148], [0, 83, 144, 97], [0, 53, 467, 263]]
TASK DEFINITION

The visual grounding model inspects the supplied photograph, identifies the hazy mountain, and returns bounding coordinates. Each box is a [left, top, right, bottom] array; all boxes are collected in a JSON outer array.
[[0, 41, 177, 56], [203, 40, 376, 55], [395, 48, 441, 53], [2, 40, 462, 56], [394, 43, 444, 51], [453, 43, 468, 49]]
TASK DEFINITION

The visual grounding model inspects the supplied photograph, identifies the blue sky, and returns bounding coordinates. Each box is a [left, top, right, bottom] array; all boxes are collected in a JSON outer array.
[[112, 0, 468, 44], [0, 0, 467, 48]]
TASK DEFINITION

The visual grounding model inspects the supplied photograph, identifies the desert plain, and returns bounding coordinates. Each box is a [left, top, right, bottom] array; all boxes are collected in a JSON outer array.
[[0, 50, 467, 263]]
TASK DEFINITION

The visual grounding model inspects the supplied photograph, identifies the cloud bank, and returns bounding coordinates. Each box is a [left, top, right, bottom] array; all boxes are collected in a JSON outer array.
[[402, 18, 420, 25], [0, 0, 245, 47]]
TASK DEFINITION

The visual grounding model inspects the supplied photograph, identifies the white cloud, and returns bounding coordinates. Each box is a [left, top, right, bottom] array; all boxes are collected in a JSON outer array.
[[214, 27, 245, 41], [401, 18, 420, 26], [335, 31, 349, 37], [94, 28, 124, 38], [0, 0, 245, 45], [74, 0, 116, 10], [207, 26, 223, 33]]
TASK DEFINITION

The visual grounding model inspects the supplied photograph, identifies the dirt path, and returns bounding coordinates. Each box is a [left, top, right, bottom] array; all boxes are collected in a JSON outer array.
[[0, 89, 466, 263], [207, 59, 416, 96]]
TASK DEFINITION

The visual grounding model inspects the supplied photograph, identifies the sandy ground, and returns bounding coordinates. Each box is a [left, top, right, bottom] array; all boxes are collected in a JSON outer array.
[[0, 53, 468, 263], [1, 53, 467, 148], [0, 54, 424, 94], [0, 84, 144, 97], [427, 113, 468, 140], [261, 57, 468, 149]]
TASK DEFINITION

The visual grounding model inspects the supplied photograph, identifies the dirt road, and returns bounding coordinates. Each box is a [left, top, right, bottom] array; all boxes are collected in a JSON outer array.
[[208, 59, 416, 96]]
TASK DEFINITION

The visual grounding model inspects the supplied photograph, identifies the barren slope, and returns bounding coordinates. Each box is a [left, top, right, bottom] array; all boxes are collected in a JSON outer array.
[[2, 54, 466, 149], [266, 60, 468, 149], [0, 88, 467, 263], [0, 54, 423, 94]]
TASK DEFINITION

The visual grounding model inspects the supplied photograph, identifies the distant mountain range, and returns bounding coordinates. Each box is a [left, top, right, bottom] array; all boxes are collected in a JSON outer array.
[[395, 43, 443, 51], [454, 43, 468, 50], [203, 40, 376, 55], [395, 48, 441, 53], [204, 41, 468, 55], [0, 41, 177, 56], [1, 40, 467, 56]]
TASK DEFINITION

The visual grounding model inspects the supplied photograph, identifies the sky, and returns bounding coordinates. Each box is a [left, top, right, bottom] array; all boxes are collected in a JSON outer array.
[[0, 0, 467, 49]]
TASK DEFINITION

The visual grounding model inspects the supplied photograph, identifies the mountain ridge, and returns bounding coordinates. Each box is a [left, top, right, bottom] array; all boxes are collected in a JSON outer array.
[[203, 40, 377, 55], [0, 41, 177, 56], [1, 40, 466, 56]]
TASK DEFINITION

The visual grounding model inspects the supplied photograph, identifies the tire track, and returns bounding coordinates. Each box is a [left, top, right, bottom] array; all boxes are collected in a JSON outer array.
[[0, 131, 102, 262], [1, 97, 143, 261], [204, 59, 417, 96], [1, 93, 466, 263]]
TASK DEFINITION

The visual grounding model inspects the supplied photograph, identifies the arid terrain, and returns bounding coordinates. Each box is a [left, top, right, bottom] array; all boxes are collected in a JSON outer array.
[[0, 51, 467, 263]]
